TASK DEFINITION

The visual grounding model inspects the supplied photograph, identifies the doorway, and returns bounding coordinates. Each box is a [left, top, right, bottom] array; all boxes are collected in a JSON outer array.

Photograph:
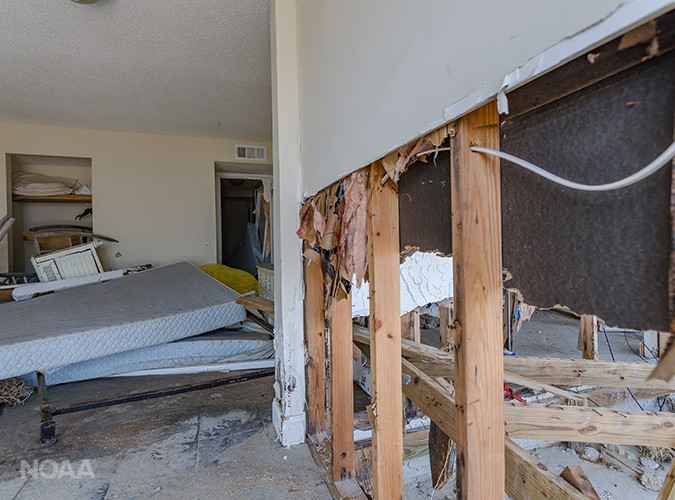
[[216, 173, 272, 277]]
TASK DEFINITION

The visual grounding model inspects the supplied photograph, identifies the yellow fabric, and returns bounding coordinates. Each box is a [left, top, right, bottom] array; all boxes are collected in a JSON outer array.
[[199, 263, 258, 295]]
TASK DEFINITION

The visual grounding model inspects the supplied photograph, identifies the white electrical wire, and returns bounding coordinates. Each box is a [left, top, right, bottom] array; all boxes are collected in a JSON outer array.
[[470, 141, 675, 192]]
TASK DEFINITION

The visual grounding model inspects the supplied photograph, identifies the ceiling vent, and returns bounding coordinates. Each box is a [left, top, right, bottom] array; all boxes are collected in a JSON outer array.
[[235, 145, 267, 161]]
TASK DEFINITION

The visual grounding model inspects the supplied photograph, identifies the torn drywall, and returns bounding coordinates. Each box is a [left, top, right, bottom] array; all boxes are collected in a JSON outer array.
[[351, 251, 453, 317]]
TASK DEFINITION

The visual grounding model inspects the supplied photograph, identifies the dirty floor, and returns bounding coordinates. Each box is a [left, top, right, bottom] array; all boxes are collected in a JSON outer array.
[[0, 373, 331, 499]]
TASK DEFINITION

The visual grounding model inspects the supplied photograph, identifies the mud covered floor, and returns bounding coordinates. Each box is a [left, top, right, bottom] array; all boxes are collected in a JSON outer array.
[[0, 373, 331, 499]]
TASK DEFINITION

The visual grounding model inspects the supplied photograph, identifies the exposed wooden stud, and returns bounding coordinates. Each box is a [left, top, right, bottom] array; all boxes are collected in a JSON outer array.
[[451, 100, 504, 499], [559, 466, 601, 500], [367, 161, 403, 499], [658, 460, 675, 500], [401, 309, 421, 343], [438, 304, 452, 347], [329, 293, 354, 481], [304, 246, 327, 435], [578, 315, 599, 360]]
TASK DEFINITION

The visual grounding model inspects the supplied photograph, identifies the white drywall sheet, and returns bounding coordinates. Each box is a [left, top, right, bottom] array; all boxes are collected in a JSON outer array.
[[297, 0, 673, 195]]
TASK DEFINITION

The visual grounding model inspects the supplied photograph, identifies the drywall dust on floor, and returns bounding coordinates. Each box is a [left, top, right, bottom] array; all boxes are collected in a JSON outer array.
[[0, 374, 331, 499]]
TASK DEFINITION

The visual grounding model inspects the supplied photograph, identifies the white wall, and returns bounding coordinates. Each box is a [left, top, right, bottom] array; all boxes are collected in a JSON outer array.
[[297, 0, 673, 195], [270, 0, 307, 447], [0, 122, 271, 273]]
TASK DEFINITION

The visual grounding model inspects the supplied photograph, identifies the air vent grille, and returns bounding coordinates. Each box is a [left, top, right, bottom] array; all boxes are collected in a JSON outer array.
[[235, 144, 267, 161]]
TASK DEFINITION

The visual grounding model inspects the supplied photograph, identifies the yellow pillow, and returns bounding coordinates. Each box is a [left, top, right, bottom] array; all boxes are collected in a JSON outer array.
[[199, 263, 259, 295]]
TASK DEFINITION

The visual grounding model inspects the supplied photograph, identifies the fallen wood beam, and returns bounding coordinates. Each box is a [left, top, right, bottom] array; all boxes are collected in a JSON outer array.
[[559, 466, 600, 500], [503, 371, 586, 405], [236, 295, 275, 314], [650, 344, 675, 383], [504, 401, 675, 447], [548, 388, 672, 408], [400, 358, 585, 500]]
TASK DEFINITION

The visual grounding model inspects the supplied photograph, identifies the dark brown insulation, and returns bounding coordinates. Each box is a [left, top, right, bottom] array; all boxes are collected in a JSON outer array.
[[398, 150, 452, 255], [500, 50, 675, 331]]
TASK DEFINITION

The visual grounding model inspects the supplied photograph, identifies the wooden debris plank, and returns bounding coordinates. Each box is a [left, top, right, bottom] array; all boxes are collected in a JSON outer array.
[[503, 370, 586, 405], [366, 161, 403, 499], [505, 403, 675, 447], [329, 293, 354, 481], [650, 344, 675, 383], [304, 248, 327, 434], [236, 295, 275, 314], [559, 465, 601, 500]]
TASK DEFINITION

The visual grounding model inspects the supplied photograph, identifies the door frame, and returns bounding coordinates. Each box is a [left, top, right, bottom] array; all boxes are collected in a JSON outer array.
[[215, 172, 273, 265]]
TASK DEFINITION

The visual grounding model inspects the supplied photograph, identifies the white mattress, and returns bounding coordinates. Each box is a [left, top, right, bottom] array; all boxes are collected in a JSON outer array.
[[23, 328, 272, 386], [0, 262, 246, 379]]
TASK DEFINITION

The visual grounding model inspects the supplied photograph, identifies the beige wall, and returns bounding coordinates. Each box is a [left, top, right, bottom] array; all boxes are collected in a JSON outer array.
[[0, 122, 271, 273]]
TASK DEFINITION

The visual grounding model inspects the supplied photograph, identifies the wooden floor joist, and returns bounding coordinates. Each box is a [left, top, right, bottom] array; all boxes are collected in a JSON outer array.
[[303, 249, 327, 435], [366, 161, 403, 498], [451, 100, 504, 499], [329, 293, 354, 481]]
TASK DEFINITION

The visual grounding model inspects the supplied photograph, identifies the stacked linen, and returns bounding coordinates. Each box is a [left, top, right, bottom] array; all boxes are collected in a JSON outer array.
[[12, 171, 89, 197]]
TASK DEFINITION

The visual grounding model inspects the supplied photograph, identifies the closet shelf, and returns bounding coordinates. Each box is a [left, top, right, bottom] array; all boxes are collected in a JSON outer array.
[[12, 194, 92, 204]]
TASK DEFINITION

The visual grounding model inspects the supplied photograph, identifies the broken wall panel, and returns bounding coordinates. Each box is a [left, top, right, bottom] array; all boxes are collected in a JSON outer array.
[[398, 151, 452, 254], [501, 51, 675, 331]]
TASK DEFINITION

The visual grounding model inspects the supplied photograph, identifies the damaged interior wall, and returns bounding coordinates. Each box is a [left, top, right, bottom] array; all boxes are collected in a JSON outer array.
[[501, 35, 675, 332], [296, 0, 672, 196], [0, 122, 271, 273]]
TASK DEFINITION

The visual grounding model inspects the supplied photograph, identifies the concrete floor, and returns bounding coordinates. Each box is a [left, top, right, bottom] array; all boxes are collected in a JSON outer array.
[[0, 374, 331, 499], [0, 310, 668, 499]]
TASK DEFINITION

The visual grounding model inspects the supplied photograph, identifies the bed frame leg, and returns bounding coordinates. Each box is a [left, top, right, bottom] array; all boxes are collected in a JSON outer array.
[[36, 372, 57, 446]]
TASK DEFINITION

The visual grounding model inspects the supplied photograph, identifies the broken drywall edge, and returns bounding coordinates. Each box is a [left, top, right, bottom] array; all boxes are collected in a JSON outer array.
[[351, 251, 453, 317], [443, 84, 485, 122], [497, 0, 673, 114]]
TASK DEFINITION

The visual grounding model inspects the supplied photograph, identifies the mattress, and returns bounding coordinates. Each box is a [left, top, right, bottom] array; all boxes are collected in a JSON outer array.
[[0, 262, 246, 380], [23, 327, 272, 386]]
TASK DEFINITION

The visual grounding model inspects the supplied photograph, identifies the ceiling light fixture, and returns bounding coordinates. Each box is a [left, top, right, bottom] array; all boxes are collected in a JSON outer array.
[[70, 0, 100, 4]]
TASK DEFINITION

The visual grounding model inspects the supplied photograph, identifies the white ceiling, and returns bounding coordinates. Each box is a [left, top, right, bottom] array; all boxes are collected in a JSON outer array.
[[0, 0, 272, 141]]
